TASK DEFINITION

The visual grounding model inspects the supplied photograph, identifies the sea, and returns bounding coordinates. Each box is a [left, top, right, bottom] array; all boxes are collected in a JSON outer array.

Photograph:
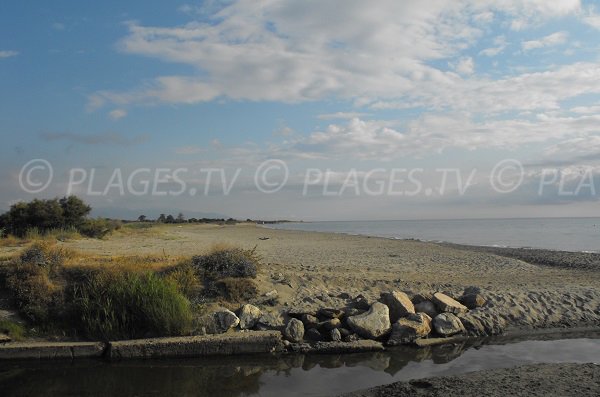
[[266, 217, 600, 252]]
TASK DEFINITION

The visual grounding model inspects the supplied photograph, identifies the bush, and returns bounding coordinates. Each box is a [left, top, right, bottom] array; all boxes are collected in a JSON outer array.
[[0, 319, 26, 341], [5, 262, 63, 324], [73, 271, 192, 340], [19, 241, 73, 270], [212, 277, 258, 302], [79, 218, 122, 238], [161, 261, 201, 299], [192, 246, 260, 280]]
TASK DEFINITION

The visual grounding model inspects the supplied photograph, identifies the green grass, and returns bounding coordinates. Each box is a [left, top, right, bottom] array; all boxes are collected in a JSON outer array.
[[73, 271, 193, 340], [0, 319, 26, 341]]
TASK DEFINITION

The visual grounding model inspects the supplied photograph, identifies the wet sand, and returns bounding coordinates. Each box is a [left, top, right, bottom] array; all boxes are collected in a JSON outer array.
[[343, 363, 600, 396]]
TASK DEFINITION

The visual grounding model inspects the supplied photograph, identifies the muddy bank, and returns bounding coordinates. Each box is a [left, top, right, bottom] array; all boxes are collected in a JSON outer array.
[[342, 363, 600, 396]]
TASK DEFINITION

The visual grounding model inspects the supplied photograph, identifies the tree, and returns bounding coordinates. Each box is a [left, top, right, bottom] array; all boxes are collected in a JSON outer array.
[[138, 215, 147, 222], [176, 212, 185, 223], [165, 214, 175, 224], [157, 214, 166, 223], [60, 196, 91, 228]]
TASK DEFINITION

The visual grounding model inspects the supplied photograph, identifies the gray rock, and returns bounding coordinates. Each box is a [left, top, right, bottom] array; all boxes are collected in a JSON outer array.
[[387, 313, 432, 345], [349, 295, 371, 310], [0, 334, 11, 343], [317, 308, 345, 319], [344, 307, 367, 317], [256, 311, 288, 331], [330, 328, 342, 342], [300, 314, 319, 328], [346, 302, 392, 340], [432, 292, 468, 314], [284, 318, 305, 342], [214, 309, 240, 332], [338, 328, 352, 339], [343, 333, 360, 343], [380, 291, 415, 322], [305, 328, 323, 341], [411, 293, 433, 305], [414, 300, 438, 318], [238, 304, 262, 330], [460, 293, 486, 309], [433, 313, 465, 336]]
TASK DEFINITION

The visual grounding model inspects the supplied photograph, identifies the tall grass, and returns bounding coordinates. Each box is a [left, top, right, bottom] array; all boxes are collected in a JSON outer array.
[[73, 271, 193, 340]]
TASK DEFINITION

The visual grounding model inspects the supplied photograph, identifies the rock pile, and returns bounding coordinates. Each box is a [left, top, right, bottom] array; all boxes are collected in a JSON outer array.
[[198, 287, 501, 348]]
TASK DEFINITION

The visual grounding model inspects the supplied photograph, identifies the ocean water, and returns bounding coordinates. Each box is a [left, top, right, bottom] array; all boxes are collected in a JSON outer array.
[[267, 218, 600, 252]]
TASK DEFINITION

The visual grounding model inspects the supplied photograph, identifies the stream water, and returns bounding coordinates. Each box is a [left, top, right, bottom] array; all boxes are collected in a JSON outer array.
[[1, 332, 599, 396]]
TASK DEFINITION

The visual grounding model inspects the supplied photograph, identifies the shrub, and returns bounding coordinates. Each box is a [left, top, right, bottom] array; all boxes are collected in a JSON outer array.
[[0, 319, 26, 341], [73, 271, 192, 340], [19, 241, 74, 270], [5, 261, 64, 324], [161, 261, 201, 299], [192, 246, 260, 280], [79, 218, 122, 238], [212, 277, 258, 303]]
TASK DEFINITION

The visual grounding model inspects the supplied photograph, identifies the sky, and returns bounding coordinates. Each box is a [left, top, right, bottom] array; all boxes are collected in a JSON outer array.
[[2, 0, 600, 220]]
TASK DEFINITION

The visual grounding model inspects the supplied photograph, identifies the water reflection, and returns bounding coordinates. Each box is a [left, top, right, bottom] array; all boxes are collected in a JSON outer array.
[[1, 331, 599, 397]]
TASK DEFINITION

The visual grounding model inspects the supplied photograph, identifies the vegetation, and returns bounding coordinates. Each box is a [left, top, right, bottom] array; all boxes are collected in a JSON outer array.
[[0, 236, 262, 341], [73, 271, 192, 340], [192, 245, 260, 279], [0, 319, 26, 341]]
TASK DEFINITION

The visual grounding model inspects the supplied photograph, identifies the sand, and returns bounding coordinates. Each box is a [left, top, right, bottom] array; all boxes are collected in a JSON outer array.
[[2, 223, 599, 332], [342, 363, 600, 397]]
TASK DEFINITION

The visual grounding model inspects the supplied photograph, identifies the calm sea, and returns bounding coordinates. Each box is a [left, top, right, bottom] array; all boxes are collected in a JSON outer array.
[[267, 218, 600, 252]]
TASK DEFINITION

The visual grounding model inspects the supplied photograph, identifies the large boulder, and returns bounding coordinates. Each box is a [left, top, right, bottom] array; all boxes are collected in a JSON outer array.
[[305, 328, 323, 341], [387, 313, 432, 345], [414, 300, 438, 318], [380, 291, 415, 322], [346, 302, 392, 340], [238, 304, 262, 330], [432, 292, 468, 314], [433, 313, 465, 336], [460, 293, 486, 310], [300, 314, 320, 328], [214, 309, 240, 331], [284, 318, 305, 342], [256, 310, 289, 331]]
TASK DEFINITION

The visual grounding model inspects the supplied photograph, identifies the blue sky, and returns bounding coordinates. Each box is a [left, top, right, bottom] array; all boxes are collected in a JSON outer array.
[[2, 1, 600, 220]]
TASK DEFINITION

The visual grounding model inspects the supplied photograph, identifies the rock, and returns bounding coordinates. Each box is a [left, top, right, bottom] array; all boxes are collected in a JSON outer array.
[[463, 286, 481, 295], [343, 333, 360, 343], [0, 334, 11, 343], [214, 309, 240, 332], [319, 318, 342, 331], [300, 314, 320, 328], [432, 292, 468, 314], [337, 292, 352, 299], [317, 308, 345, 319], [338, 328, 352, 339], [457, 313, 487, 336], [256, 311, 288, 331], [284, 318, 305, 342], [460, 293, 486, 310], [344, 307, 367, 317], [411, 293, 433, 305], [305, 328, 323, 341], [433, 313, 465, 336], [330, 328, 342, 342], [237, 304, 262, 330], [414, 300, 438, 318], [387, 313, 432, 345], [349, 295, 371, 310], [380, 291, 415, 322], [346, 302, 392, 340]]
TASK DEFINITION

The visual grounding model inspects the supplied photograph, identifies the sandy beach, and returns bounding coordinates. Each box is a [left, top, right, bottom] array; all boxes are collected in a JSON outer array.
[[2, 222, 594, 333]]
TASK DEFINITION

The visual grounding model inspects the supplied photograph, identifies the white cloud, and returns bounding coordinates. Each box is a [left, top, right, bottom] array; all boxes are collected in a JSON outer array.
[[317, 112, 370, 120], [451, 57, 475, 75], [90, 1, 583, 109], [521, 31, 569, 51], [479, 35, 507, 57], [52, 22, 66, 31], [0, 50, 18, 59], [108, 109, 127, 120]]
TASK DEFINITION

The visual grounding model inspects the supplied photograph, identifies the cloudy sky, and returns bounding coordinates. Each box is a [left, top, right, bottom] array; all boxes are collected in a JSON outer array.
[[2, 0, 600, 220]]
